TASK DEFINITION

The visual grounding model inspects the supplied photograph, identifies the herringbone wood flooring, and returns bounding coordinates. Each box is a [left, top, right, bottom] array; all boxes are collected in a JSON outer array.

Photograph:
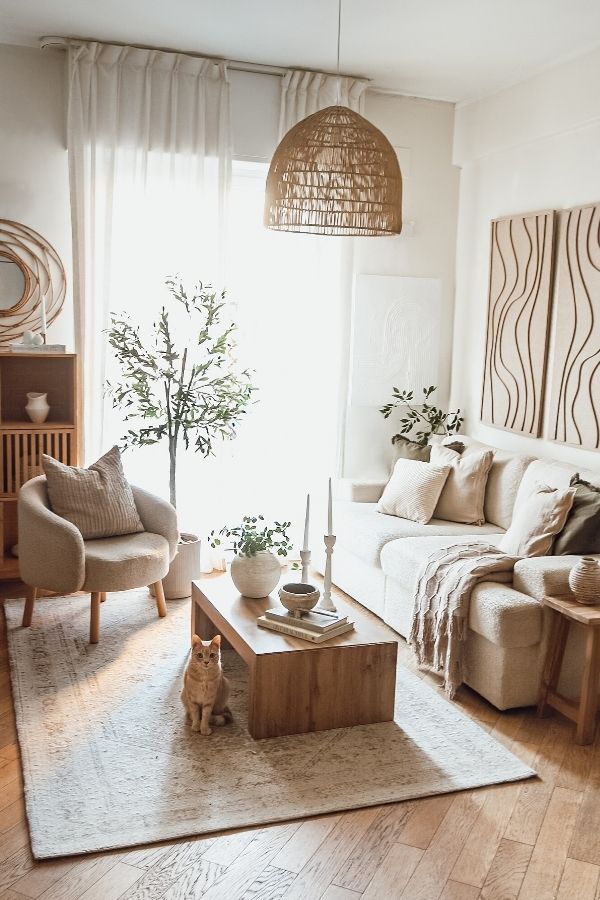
[[0, 579, 598, 900]]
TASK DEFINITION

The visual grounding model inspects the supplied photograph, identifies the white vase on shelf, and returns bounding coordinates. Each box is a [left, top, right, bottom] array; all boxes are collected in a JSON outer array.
[[25, 392, 49, 424], [569, 557, 600, 605]]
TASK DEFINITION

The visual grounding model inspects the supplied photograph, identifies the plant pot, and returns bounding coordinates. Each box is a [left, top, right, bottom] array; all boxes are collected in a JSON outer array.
[[569, 557, 600, 605], [160, 532, 201, 600], [231, 550, 281, 598]]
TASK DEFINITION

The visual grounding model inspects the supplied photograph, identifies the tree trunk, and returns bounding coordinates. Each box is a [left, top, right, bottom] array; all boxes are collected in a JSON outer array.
[[169, 439, 177, 508]]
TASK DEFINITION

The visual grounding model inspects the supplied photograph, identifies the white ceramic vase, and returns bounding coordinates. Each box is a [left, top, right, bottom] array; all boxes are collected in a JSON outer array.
[[161, 532, 201, 600], [25, 392, 49, 424], [231, 550, 280, 598], [569, 557, 600, 605]]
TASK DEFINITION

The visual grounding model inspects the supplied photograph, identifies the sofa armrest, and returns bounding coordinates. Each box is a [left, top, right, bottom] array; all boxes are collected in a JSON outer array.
[[131, 485, 179, 561], [18, 476, 86, 593], [335, 478, 387, 503], [513, 555, 600, 601]]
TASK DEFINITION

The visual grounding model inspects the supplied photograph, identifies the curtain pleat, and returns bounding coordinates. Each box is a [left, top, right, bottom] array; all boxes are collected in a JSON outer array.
[[67, 41, 231, 462], [279, 69, 368, 137]]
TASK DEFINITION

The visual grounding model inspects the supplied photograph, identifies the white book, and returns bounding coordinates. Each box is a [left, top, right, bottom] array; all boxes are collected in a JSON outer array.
[[10, 344, 66, 353], [265, 606, 348, 633], [257, 615, 354, 643]]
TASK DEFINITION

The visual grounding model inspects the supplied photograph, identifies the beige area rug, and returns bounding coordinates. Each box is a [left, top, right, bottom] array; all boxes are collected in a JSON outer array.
[[5, 590, 535, 859]]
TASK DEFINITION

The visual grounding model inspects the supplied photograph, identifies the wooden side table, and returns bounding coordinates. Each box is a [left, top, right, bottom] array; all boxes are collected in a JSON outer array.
[[537, 594, 600, 745]]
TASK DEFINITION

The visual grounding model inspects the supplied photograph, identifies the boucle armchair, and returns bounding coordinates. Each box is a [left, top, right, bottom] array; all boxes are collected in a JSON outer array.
[[18, 476, 179, 644]]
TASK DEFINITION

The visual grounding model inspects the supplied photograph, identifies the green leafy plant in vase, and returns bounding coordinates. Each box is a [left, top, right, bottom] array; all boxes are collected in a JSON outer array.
[[209, 515, 293, 598], [380, 385, 463, 446], [107, 277, 256, 598]]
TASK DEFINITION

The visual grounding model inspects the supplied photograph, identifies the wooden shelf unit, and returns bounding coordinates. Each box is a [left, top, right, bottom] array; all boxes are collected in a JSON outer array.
[[0, 353, 79, 579]]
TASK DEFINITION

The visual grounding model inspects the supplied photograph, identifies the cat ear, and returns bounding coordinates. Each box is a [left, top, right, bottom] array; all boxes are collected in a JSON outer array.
[[191, 634, 202, 647], [211, 634, 221, 648]]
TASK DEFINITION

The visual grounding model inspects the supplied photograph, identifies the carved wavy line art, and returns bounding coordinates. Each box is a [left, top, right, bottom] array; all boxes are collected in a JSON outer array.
[[522, 216, 546, 433], [547, 203, 600, 449], [481, 211, 555, 436]]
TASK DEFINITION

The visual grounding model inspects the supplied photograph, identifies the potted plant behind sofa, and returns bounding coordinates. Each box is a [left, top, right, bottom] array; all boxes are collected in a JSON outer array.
[[380, 385, 463, 449], [107, 277, 256, 598]]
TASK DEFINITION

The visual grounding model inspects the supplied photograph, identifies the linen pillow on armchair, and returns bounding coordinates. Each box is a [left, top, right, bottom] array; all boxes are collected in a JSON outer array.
[[377, 458, 450, 524], [42, 445, 144, 540]]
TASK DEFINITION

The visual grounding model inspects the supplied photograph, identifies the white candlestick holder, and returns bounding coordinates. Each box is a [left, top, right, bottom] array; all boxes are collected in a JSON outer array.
[[299, 549, 311, 584], [319, 534, 337, 613]]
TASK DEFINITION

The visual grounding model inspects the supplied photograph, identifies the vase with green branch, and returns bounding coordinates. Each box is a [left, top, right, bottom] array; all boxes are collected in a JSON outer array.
[[380, 385, 463, 446]]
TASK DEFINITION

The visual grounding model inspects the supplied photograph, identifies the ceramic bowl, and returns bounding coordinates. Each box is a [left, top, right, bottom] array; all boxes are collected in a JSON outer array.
[[278, 582, 321, 618]]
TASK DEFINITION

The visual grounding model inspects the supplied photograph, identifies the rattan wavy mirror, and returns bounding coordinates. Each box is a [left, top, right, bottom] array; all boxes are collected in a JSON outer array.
[[0, 220, 66, 344]]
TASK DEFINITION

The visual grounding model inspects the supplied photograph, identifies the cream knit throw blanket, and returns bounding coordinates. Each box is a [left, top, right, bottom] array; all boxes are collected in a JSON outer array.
[[409, 542, 518, 698]]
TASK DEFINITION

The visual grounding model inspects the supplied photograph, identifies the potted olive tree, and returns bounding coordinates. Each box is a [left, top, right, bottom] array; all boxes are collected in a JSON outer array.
[[107, 277, 255, 598]]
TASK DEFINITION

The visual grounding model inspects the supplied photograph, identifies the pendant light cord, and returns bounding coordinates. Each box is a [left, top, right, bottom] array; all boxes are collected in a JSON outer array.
[[336, 0, 342, 104]]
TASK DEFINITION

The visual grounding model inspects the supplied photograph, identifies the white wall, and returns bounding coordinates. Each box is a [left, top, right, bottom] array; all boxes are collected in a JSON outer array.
[[452, 45, 600, 471], [0, 44, 73, 347], [344, 93, 459, 477], [0, 44, 459, 478]]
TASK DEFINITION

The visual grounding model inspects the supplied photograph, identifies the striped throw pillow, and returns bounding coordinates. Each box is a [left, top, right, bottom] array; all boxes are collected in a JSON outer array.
[[42, 446, 144, 540], [377, 458, 451, 524]]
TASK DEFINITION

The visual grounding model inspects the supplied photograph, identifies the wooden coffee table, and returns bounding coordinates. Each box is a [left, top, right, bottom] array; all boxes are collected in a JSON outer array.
[[191, 577, 398, 739]]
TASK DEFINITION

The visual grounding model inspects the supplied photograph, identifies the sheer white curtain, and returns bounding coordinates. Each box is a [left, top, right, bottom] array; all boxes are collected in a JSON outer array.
[[67, 41, 231, 462], [279, 69, 368, 137]]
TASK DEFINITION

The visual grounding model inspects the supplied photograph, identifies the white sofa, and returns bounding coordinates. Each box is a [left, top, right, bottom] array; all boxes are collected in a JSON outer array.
[[318, 436, 600, 710]]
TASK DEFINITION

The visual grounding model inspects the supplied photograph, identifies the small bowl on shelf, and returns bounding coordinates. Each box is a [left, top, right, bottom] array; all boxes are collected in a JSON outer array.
[[278, 582, 321, 618]]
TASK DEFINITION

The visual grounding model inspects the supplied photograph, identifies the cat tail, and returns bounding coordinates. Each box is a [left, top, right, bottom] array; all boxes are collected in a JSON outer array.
[[211, 706, 233, 726]]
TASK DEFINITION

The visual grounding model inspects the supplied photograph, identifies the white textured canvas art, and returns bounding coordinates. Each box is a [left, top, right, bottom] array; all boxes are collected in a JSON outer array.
[[350, 274, 441, 406]]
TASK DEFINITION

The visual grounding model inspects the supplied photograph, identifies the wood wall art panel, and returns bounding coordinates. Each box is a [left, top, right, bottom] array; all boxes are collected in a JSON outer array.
[[546, 203, 600, 449], [481, 211, 556, 436]]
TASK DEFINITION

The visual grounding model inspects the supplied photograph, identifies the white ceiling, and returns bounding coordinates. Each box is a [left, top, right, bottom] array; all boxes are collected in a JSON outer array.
[[1, 0, 600, 102]]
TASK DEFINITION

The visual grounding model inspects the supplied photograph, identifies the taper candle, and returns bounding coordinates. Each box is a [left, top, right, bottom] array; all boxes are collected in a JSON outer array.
[[327, 477, 332, 535], [302, 493, 310, 551], [40, 296, 47, 340]]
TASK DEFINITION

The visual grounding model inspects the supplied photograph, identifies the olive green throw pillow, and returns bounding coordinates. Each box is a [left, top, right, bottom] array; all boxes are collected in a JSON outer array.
[[392, 437, 465, 464], [393, 436, 431, 462], [553, 476, 600, 556]]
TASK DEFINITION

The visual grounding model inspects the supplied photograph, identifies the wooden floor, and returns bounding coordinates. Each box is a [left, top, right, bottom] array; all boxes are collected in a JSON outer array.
[[0, 582, 598, 900]]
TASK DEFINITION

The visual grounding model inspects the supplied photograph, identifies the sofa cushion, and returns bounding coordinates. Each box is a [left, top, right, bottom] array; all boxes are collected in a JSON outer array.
[[335, 501, 503, 567], [513, 554, 600, 600], [381, 538, 542, 648], [83, 531, 170, 591], [513, 458, 579, 508], [380, 534, 496, 589], [446, 437, 533, 530]]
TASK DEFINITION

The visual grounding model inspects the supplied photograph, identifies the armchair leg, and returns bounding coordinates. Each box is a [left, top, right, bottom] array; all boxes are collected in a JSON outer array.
[[152, 581, 167, 618], [90, 592, 101, 644], [22, 587, 37, 628]]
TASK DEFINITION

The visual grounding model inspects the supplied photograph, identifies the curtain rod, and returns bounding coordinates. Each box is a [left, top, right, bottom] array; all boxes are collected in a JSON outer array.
[[39, 35, 375, 84]]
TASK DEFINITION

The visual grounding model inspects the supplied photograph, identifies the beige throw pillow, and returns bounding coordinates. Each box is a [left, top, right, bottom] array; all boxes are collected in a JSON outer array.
[[377, 458, 450, 524], [42, 446, 144, 540], [430, 444, 494, 525], [499, 485, 576, 557]]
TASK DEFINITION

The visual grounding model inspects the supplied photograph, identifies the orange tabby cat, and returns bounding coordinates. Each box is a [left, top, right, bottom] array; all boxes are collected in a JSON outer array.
[[181, 634, 232, 735]]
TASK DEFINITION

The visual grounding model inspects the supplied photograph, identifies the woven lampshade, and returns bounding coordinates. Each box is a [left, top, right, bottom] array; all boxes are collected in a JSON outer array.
[[264, 104, 402, 236]]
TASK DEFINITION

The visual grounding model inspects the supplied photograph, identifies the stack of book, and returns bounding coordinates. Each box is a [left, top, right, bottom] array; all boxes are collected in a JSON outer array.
[[257, 606, 354, 643]]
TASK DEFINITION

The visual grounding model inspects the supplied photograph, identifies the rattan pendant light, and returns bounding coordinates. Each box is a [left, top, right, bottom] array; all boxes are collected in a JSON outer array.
[[264, 0, 402, 236]]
